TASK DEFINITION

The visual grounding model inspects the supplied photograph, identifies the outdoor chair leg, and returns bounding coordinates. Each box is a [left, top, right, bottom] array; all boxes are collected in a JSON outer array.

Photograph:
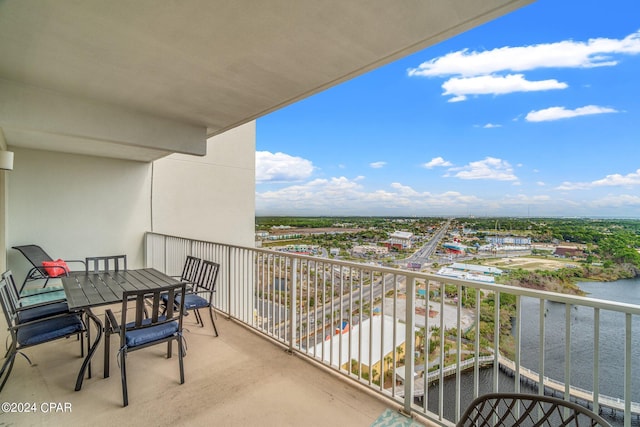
[[120, 350, 128, 407], [178, 337, 185, 384], [104, 319, 111, 378], [0, 352, 17, 393], [209, 308, 219, 337], [85, 313, 92, 379], [167, 340, 173, 359], [80, 332, 85, 357]]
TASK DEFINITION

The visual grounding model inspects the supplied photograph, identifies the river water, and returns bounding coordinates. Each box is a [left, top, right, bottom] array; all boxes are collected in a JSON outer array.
[[425, 276, 640, 425]]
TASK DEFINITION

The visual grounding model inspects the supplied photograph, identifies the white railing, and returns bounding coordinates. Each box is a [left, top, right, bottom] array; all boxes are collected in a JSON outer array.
[[145, 232, 640, 427]]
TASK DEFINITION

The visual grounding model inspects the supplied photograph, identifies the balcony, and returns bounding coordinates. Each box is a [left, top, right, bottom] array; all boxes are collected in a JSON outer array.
[[3, 232, 639, 426], [1, 303, 394, 426], [144, 233, 639, 426]]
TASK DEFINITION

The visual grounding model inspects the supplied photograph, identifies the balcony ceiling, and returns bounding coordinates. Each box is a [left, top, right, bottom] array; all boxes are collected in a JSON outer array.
[[0, 0, 532, 161]]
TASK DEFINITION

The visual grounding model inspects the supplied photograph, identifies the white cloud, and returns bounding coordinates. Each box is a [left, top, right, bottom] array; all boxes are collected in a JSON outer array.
[[422, 157, 453, 169], [525, 105, 618, 122], [443, 74, 567, 101], [483, 123, 502, 128], [590, 194, 640, 208], [556, 169, 640, 190], [447, 157, 518, 181], [256, 177, 486, 215], [256, 151, 314, 183], [407, 30, 640, 101], [255, 175, 640, 216], [407, 30, 640, 78], [369, 161, 387, 169]]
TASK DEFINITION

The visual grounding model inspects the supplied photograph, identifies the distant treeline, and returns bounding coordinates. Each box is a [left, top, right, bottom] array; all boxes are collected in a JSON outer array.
[[256, 216, 640, 270]]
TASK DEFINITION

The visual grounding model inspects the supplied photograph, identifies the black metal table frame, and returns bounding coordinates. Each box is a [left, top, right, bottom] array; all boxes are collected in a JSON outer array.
[[61, 268, 182, 391]]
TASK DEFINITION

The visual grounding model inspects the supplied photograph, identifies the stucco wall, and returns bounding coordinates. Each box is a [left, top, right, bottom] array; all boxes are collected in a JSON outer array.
[[4, 121, 256, 283], [6, 148, 151, 283], [151, 121, 256, 247]]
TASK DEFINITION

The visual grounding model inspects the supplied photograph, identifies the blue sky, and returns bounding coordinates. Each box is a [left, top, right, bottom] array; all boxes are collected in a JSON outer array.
[[255, 0, 640, 218]]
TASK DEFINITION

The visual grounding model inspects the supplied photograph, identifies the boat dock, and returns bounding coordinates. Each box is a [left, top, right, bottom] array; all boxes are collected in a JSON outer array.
[[398, 355, 640, 420], [497, 355, 640, 419]]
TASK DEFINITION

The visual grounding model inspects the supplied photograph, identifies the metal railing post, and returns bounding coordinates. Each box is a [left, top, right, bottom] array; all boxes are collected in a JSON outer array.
[[403, 275, 416, 416], [227, 245, 232, 320], [288, 258, 298, 354]]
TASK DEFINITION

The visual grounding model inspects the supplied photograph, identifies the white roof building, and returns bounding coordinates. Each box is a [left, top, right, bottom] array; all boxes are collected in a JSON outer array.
[[310, 315, 406, 369], [389, 231, 414, 249], [352, 245, 389, 256], [450, 263, 503, 275]]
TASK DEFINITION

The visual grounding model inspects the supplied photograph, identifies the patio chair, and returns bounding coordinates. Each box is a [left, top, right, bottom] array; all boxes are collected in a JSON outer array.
[[85, 255, 127, 273], [164, 260, 220, 336], [457, 392, 612, 427], [1, 271, 71, 323], [0, 272, 93, 393], [12, 244, 85, 295], [103, 282, 187, 407], [173, 256, 201, 289]]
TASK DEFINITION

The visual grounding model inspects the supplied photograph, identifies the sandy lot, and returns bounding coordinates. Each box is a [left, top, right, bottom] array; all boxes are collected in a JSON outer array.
[[480, 256, 578, 271]]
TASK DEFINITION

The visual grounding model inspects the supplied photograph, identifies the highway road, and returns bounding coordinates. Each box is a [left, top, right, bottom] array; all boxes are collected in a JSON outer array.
[[404, 218, 451, 266], [294, 219, 453, 346]]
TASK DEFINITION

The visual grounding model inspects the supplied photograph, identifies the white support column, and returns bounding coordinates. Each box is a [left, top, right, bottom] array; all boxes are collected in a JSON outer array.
[[0, 127, 8, 272]]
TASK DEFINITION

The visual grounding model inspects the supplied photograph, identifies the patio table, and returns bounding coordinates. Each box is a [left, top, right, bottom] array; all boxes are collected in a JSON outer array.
[[61, 268, 182, 391]]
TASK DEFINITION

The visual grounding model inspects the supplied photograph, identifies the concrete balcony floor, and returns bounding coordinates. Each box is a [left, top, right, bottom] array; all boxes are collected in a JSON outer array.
[[2, 308, 422, 427]]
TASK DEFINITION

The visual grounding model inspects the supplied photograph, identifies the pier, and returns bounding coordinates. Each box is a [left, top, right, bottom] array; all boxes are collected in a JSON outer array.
[[398, 355, 640, 420], [496, 355, 640, 420]]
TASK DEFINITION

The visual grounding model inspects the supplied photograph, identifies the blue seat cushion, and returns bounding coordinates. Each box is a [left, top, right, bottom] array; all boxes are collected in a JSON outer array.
[[17, 301, 70, 323], [125, 317, 179, 348], [17, 314, 84, 346], [161, 293, 209, 310], [178, 294, 209, 310]]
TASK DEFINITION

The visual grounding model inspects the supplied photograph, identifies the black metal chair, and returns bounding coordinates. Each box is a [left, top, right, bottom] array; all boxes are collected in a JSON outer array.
[[1, 270, 70, 323], [173, 256, 201, 289], [164, 260, 220, 336], [457, 392, 612, 427], [103, 282, 187, 407], [85, 255, 127, 273], [12, 244, 85, 295], [0, 272, 96, 393]]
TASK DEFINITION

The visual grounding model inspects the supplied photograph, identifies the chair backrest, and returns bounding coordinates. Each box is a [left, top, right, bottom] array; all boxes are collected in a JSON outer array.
[[195, 260, 220, 297], [0, 272, 19, 330], [1, 271, 23, 308], [12, 245, 54, 268], [180, 256, 201, 283], [119, 282, 186, 339], [457, 392, 612, 427], [85, 255, 127, 273]]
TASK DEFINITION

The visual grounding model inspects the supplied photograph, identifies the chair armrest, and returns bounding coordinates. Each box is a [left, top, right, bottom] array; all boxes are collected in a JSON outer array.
[[27, 260, 86, 277], [63, 259, 87, 270], [170, 277, 196, 291], [28, 265, 71, 278], [189, 288, 213, 295], [104, 309, 121, 334]]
